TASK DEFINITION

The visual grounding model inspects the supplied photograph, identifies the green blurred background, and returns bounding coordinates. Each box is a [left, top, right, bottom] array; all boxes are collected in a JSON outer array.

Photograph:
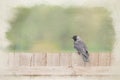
[[6, 5, 115, 53]]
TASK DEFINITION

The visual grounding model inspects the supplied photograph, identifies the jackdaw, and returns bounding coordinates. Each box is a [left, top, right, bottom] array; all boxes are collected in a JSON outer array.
[[72, 35, 89, 62]]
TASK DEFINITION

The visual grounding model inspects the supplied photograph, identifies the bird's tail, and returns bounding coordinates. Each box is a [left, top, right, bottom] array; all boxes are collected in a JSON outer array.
[[82, 54, 89, 62]]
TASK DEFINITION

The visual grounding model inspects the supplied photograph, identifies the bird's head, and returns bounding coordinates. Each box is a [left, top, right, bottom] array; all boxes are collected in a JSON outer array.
[[72, 35, 82, 41]]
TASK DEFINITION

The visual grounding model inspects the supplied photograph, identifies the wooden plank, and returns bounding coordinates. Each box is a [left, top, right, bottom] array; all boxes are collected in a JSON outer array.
[[47, 53, 60, 66], [60, 53, 72, 66], [110, 53, 114, 66], [73, 66, 111, 76], [4, 67, 113, 76], [14, 53, 20, 67], [3, 53, 113, 76], [89, 53, 99, 66], [7, 53, 112, 67], [0, 53, 9, 68], [19, 53, 33, 67], [8, 53, 15, 67], [33, 53, 47, 66], [107, 53, 111, 66], [72, 53, 84, 66], [99, 53, 111, 66]]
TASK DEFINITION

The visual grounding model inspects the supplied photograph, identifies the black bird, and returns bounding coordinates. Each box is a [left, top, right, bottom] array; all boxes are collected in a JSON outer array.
[[72, 35, 89, 62]]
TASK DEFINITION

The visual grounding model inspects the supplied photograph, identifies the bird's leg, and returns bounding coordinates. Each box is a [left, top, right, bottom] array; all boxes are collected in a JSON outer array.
[[78, 52, 81, 55]]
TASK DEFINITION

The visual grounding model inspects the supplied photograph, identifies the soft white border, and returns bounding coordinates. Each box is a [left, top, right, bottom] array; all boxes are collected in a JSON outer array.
[[0, 0, 120, 80]]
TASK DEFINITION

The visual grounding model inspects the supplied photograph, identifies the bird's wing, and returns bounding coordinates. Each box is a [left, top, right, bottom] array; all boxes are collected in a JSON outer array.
[[74, 41, 89, 57]]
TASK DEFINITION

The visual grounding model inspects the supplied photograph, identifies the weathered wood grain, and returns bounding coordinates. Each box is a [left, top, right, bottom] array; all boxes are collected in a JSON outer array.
[[33, 53, 47, 66], [8, 53, 112, 67], [19, 53, 33, 67], [14, 53, 20, 67], [47, 53, 60, 66], [72, 53, 84, 66], [60, 53, 72, 66], [89, 53, 99, 66], [4, 67, 113, 76], [99, 53, 111, 66], [8, 53, 15, 67], [2, 53, 113, 76]]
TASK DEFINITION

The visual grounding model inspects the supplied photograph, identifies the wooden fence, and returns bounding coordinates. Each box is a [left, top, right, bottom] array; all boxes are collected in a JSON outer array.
[[2, 53, 114, 76]]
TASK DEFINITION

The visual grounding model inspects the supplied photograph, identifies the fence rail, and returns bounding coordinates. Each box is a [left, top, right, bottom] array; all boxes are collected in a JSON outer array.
[[8, 53, 112, 67], [3, 53, 113, 76]]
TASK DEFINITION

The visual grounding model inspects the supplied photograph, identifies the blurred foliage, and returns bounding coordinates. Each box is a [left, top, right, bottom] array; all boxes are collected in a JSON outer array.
[[6, 5, 115, 52]]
